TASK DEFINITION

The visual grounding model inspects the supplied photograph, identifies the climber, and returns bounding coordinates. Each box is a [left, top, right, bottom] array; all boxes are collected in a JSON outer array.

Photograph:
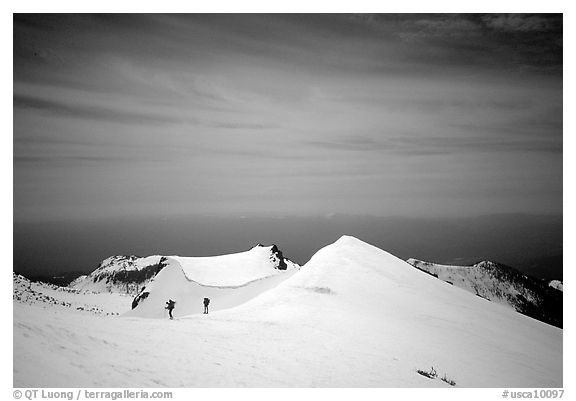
[[165, 299, 176, 319]]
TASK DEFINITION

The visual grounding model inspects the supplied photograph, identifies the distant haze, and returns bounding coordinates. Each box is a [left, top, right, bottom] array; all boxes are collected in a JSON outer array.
[[13, 15, 562, 280], [14, 214, 562, 281]]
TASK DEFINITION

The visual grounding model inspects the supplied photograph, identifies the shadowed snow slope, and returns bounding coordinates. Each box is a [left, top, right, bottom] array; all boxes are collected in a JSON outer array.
[[14, 236, 562, 387]]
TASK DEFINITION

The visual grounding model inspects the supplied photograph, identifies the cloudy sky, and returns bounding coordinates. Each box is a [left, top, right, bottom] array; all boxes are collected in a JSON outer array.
[[14, 14, 562, 223]]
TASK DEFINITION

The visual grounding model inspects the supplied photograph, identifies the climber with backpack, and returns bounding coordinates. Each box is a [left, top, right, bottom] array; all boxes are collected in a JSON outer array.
[[203, 297, 210, 314], [165, 299, 176, 319]]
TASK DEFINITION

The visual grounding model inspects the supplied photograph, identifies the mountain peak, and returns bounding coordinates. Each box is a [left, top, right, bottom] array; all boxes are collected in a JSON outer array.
[[70, 255, 165, 295], [331, 235, 369, 248], [474, 260, 498, 268], [336, 234, 360, 242], [252, 243, 278, 250]]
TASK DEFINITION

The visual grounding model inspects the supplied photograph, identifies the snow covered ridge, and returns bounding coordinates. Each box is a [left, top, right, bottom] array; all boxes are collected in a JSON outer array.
[[128, 244, 300, 317], [406, 258, 563, 328], [70, 244, 299, 297], [170, 243, 299, 286]]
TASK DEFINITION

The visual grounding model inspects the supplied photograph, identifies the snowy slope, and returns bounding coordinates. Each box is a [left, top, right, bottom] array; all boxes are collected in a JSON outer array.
[[68, 274, 87, 287], [406, 258, 563, 327], [170, 244, 299, 286], [13, 273, 132, 316], [127, 244, 300, 318], [13, 236, 562, 387]]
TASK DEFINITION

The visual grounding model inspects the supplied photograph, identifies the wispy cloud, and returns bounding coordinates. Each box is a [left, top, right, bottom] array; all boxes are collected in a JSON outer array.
[[14, 154, 161, 165], [481, 14, 556, 32], [14, 94, 182, 125], [306, 133, 561, 156], [13, 14, 563, 221]]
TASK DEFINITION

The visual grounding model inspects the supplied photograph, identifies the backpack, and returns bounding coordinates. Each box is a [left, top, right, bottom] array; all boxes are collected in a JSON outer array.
[[204, 298, 210, 305]]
